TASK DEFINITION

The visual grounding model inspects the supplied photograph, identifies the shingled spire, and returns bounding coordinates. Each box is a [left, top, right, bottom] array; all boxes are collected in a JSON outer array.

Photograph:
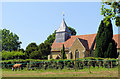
[[55, 19, 71, 43], [56, 19, 71, 33]]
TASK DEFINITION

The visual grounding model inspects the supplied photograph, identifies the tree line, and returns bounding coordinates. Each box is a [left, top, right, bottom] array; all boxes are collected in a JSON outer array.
[[1, 27, 76, 60]]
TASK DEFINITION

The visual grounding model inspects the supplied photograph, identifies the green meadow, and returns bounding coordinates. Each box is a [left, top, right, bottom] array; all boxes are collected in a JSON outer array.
[[2, 66, 118, 77]]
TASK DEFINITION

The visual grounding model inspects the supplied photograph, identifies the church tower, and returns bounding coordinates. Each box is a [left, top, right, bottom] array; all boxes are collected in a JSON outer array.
[[55, 19, 71, 43]]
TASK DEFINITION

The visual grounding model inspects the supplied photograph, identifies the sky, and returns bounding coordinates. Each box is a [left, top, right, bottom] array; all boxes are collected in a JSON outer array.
[[1, 2, 119, 50]]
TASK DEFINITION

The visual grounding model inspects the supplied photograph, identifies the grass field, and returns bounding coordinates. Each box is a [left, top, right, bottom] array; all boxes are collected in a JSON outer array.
[[2, 66, 118, 77]]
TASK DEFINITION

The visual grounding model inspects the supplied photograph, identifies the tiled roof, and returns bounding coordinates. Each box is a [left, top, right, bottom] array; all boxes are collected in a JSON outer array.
[[51, 34, 120, 50], [51, 34, 96, 50], [78, 38, 89, 50]]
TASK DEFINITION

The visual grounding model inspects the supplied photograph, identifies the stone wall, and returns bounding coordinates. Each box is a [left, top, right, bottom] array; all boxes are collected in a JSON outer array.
[[69, 38, 86, 59], [51, 51, 69, 59], [51, 52, 60, 59]]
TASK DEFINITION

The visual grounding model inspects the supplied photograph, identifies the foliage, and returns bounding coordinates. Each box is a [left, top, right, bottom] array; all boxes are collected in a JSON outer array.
[[25, 42, 39, 59], [101, 0, 120, 27], [38, 42, 51, 59], [25, 42, 50, 59], [29, 50, 41, 59], [0, 29, 2, 52], [95, 18, 118, 58], [2, 50, 25, 60], [61, 44, 66, 59], [44, 30, 56, 46], [1, 58, 118, 71], [2, 29, 22, 51], [19, 48, 25, 53], [68, 26, 77, 35], [106, 39, 118, 58]]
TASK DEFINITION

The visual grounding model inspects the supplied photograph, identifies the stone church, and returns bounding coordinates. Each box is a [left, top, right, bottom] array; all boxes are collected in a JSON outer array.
[[50, 19, 120, 59]]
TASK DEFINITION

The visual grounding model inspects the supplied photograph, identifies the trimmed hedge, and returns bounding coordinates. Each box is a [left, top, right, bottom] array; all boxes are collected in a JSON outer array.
[[1, 57, 119, 70]]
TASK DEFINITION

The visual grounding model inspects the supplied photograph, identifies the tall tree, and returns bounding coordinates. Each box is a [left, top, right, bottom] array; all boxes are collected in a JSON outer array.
[[2, 29, 22, 51], [101, 0, 120, 27], [68, 26, 77, 35], [105, 39, 118, 58], [95, 18, 118, 58], [61, 44, 66, 59], [38, 42, 51, 59], [25, 42, 39, 59], [0, 29, 2, 52], [44, 30, 56, 46]]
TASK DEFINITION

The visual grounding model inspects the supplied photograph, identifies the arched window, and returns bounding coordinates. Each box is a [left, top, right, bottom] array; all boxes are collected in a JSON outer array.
[[75, 49, 79, 58]]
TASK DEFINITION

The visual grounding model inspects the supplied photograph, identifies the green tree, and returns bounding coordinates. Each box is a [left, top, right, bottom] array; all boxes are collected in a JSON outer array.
[[2, 50, 25, 60], [105, 39, 118, 58], [101, 0, 120, 27], [44, 30, 56, 46], [13, 51, 25, 59], [68, 26, 77, 35], [25, 42, 38, 59], [29, 50, 41, 59], [95, 18, 118, 58], [19, 48, 25, 53], [38, 42, 51, 59], [61, 44, 66, 59], [0, 29, 2, 52], [2, 29, 22, 51]]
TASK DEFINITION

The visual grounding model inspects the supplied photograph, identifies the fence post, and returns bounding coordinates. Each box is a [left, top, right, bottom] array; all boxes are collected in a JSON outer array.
[[27, 63, 29, 70], [39, 63, 40, 70], [104, 60, 105, 68], [99, 61, 101, 68], [82, 60, 84, 69], [107, 59, 109, 70], [88, 60, 91, 73], [74, 54, 76, 71], [97, 60, 99, 68], [111, 60, 112, 68]]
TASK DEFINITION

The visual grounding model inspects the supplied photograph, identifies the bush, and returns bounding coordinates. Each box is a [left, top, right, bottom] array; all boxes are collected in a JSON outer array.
[[2, 50, 25, 60], [1, 57, 118, 70]]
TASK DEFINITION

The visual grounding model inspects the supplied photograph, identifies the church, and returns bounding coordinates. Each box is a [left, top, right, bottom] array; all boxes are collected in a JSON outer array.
[[50, 19, 120, 59]]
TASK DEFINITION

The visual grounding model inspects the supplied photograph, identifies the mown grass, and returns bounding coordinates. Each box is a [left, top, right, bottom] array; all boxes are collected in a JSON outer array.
[[2, 66, 118, 77]]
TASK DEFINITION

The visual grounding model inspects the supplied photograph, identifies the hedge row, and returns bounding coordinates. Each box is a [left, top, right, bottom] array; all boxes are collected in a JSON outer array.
[[1, 57, 119, 70]]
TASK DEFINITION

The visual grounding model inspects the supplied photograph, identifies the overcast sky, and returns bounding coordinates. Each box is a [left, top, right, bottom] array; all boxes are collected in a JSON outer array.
[[2, 2, 119, 49]]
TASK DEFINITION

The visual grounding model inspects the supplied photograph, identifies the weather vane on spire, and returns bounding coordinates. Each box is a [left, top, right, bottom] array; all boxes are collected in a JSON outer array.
[[62, 11, 65, 19]]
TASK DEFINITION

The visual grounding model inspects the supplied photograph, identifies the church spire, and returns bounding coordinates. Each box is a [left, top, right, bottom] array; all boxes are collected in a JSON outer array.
[[55, 14, 71, 43], [56, 19, 71, 33], [56, 12, 70, 33]]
